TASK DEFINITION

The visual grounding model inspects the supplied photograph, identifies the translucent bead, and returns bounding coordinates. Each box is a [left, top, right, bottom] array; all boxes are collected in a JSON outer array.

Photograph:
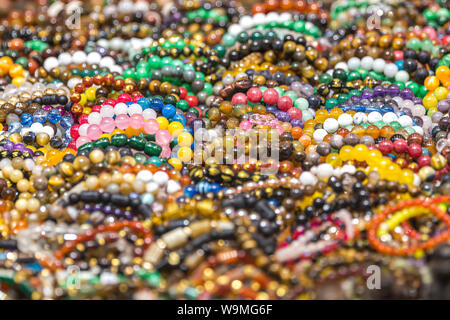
[[47, 109, 62, 124], [33, 110, 47, 123]]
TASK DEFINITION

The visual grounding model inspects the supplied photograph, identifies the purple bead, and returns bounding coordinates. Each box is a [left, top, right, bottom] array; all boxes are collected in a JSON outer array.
[[361, 89, 373, 99], [349, 95, 360, 103], [266, 105, 277, 113], [373, 86, 386, 97], [42, 105, 51, 111], [13, 143, 26, 151], [387, 84, 400, 96], [412, 97, 422, 105], [114, 208, 123, 216], [437, 99, 450, 113], [103, 205, 113, 215], [3, 141, 13, 151], [290, 118, 304, 128], [24, 148, 34, 156], [412, 116, 423, 127], [400, 88, 413, 100], [275, 111, 290, 122], [85, 204, 94, 211]]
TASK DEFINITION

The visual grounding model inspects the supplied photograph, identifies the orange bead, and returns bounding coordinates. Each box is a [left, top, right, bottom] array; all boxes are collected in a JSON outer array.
[[291, 126, 303, 139], [9, 64, 24, 78], [424, 75, 440, 91], [0, 56, 13, 72]]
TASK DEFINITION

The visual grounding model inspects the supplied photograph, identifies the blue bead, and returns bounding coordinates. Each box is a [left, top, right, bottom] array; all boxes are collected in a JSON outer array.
[[60, 115, 74, 129], [125, 101, 134, 106], [33, 110, 47, 123], [172, 114, 186, 126], [162, 104, 176, 118], [47, 109, 61, 124], [20, 113, 33, 127], [184, 185, 196, 198], [268, 199, 278, 207], [137, 98, 151, 110], [209, 183, 221, 195], [395, 60, 404, 70], [8, 121, 22, 134], [150, 98, 164, 112]]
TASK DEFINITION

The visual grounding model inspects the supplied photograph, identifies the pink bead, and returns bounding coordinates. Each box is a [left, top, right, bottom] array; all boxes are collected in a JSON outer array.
[[115, 114, 130, 130], [231, 93, 247, 105], [417, 155, 431, 167], [160, 145, 172, 158], [144, 119, 159, 134], [277, 96, 293, 111], [288, 107, 302, 119], [239, 120, 252, 130], [87, 124, 102, 140], [100, 117, 115, 133], [155, 129, 172, 145], [76, 136, 91, 149], [130, 114, 145, 129], [247, 87, 262, 103], [423, 26, 436, 39], [394, 50, 403, 61], [263, 88, 279, 105]]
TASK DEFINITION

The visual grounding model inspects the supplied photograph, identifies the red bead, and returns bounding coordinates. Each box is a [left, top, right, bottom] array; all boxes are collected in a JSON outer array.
[[417, 155, 431, 167], [67, 140, 77, 150], [262, 88, 279, 105], [186, 95, 198, 108], [231, 92, 247, 105], [117, 93, 131, 103], [393, 138, 408, 153], [179, 87, 188, 99], [247, 87, 262, 103], [79, 114, 89, 125], [91, 105, 102, 113], [408, 143, 423, 158], [104, 98, 116, 106], [288, 107, 302, 119], [277, 96, 293, 111], [132, 95, 144, 103], [378, 139, 393, 154], [70, 124, 80, 139]]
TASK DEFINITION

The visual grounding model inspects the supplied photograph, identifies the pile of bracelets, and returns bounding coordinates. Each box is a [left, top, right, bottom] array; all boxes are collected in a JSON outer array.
[[0, 0, 448, 300]]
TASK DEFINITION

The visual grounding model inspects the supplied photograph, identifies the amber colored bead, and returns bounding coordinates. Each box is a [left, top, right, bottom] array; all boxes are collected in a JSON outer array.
[[365, 125, 380, 139], [407, 133, 423, 146], [380, 125, 395, 139]]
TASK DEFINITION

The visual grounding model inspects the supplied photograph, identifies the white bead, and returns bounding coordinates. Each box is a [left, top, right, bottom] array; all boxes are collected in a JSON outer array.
[[110, 38, 123, 51], [280, 12, 291, 22], [228, 24, 243, 36], [335, 62, 348, 72], [152, 171, 169, 186], [239, 15, 253, 28], [313, 128, 327, 142], [353, 112, 368, 125], [316, 164, 334, 180], [42, 126, 55, 138], [43, 57, 59, 71], [100, 105, 115, 118], [323, 118, 339, 133], [395, 70, 409, 82], [145, 182, 158, 193], [360, 56, 374, 70], [72, 51, 87, 64], [338, 113, 353, 127], [413, 126, 423, 135], [110, 65, 122, 74], [78, 124, 89, 137], [368, 111, 382, 123], [58, 53, 72, 66], [87, 52, 101, 65], [166, 180, 181, 194], [347, 57, 360, 71], [382, 112, 398, 123], [142, 108, 157, 119], [341, 164, 356, 175], [267, 12, 279, 23], [373, 58, 386, 73], [88, 112, 102, 125], [299, 172, 317, 185], [253, 13, 265, 25], [114, 103, 128, 115], [128, 103, 143, 116], [100, 56, 115, 68], [383, 63, 398, 78], [67, 77, 81, 89], [136, 170, 153, 182], [398, 115, 413, 127], [30, 122, 43, 132]]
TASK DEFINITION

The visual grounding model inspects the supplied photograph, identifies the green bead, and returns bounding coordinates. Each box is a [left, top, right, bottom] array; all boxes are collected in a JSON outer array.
[[325, 98, 338, 108], [15, 57, 28, 69], [177, 100, 189, 111], [93, 137, 110, 149], [123, 68, 135, 79], [144, 142, 162, 157], [293, 20, 306, 33], [134, 153, 147, 164], [374, 120, 386, 128], [407, 38, 421, 50], [78, 142, 92, 152], [147, 156, 162, 167], [128, 136, 146, 151], [347, 71, 361, 81], [148, 56, 161, 69], [222, 33, 236, 47], [319, 73, 332, 84], [111, 134, 128, 147], [237, 32, 249, 43], [389, 121, 402, 131], [406, 82, 420, 95]]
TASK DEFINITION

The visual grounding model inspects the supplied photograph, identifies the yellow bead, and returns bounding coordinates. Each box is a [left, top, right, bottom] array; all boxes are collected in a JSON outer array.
[[156, 117, 169, 130], [325, 153, 342, 167], [99, 133, 112, 140], [86, 87, 97, 101], [339, 145, 353, 161], [112, 128, 125, 135], [353, 144, 368, 162], [433, 86, 448, 101], [12, 76, 25, 87], [177, 132, 193, 147], [177, 146, 193, 162], [423, 94, 438, 109], [168, 121, 184, 137], [125, 126, 140, 138], [79, 93, 87, 106], [168, 158, 182, 171], [399, 169, 414, 185]]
